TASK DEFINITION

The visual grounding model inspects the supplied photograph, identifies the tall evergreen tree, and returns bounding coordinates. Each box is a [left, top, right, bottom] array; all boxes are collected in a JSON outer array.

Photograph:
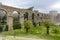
[[27, 6, 34, 11]]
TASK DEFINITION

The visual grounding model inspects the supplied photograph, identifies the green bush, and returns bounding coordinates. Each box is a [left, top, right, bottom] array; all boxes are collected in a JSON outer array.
[[5, 25, 8, 31], [24, 20, 32, 33], [0, 25, 8, 32], [52, 29, 58, 33], [0, 26, 3, 32], [32, 22, 36, 27], [13, 23, 21, 30], [51, 28, 59, 34]]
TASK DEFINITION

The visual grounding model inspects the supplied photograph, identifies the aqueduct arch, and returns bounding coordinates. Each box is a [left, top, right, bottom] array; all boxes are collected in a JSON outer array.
[[13, 11, 20, 23], [0, 4, 45, 31], [0, 4, 32, 31], [0, 8, 7, 31], [0, 4, 24, 31]]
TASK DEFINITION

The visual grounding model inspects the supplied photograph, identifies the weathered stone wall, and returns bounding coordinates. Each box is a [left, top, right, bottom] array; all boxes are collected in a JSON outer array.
[[0, 4, 49, 31]]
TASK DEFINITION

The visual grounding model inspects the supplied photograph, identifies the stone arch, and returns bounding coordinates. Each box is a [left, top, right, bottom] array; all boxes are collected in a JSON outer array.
[[0, 8, 7, 31], [12, 11, 20, 24], [24, 12, 29, 21], [0, 8, 7, 13]]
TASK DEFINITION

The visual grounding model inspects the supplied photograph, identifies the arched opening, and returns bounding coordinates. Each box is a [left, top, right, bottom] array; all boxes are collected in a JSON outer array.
[[32, 13, 34, 21], [39, 22, 40, 26], [37, 14, 39, 17], [13, 11, 20, 23], [24, 12, 28, 21], [32, 13, 36, 27], [13, 11, 21, 29], [0, 9, 7, 32]]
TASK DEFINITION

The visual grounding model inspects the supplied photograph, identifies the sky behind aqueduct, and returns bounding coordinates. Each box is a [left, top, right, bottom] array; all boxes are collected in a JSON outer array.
[[0, 0, 60, 13]]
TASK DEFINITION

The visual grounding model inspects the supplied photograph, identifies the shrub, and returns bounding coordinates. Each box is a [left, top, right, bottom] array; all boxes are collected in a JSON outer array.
[[13, 23, 21, 30], [52, 29, 58, 33], [0, 26, 3, 32], [51, 27, 59, 34], [24, 20, 32, 33], [0, 25, 8, 32], [44, 20, 53, 35], [32, 22, 36, 27], [5, 25, 8, 31]]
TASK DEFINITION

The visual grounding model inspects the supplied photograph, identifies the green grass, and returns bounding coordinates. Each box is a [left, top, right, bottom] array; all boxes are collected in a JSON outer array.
[[0, 25, 60, 40]]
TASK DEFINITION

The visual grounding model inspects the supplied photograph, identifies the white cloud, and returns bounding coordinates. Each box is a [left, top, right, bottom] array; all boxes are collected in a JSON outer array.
[[1, 0, 30, 8], [50, 2, 60, 10], [0, 0, 60, 13]]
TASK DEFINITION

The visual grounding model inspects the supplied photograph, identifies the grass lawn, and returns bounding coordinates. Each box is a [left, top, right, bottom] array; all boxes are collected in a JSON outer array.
[[0, 25, 60, 40]]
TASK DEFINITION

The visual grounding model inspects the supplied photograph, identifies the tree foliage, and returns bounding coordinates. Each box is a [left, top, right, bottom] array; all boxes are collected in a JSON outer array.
[[44, 20, 53, 35], [13, 23, 21, 30], [27, 6, 34, 11], [44, 20, 52, 27], [24, 20, 32, 33]]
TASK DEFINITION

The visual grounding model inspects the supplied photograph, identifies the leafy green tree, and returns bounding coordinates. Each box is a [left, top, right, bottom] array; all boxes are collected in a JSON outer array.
[[44, 20, 52, 35], [24, 20, 32, 33]]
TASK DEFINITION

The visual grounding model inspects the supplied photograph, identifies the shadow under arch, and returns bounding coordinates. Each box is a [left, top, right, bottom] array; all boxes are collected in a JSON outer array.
[[32, 13, 34, 21], [24, 12, 29, 21], [32, 13, 36, 27]]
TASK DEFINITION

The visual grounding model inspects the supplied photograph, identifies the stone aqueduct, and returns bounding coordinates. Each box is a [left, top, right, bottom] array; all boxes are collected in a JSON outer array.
[[0, 4, 49, 31]]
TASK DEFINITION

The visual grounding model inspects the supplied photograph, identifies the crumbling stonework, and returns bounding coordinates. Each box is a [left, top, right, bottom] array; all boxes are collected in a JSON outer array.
[[0, 4, 49, 31]]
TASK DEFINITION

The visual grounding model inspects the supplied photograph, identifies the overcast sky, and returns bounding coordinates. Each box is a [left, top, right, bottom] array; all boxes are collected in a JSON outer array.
[[0, 0, 60, 13]]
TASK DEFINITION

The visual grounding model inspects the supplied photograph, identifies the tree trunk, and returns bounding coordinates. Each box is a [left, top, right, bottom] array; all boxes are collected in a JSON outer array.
[[26, 28, 29, 33], [46, 26, 49, 35]]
